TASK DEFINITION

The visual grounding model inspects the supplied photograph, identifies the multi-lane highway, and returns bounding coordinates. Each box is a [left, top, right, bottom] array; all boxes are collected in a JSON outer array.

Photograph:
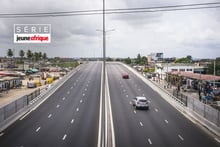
[[107, 62, 219, 147], [0, 62, 219, 147], [0, 62, 101, 147]]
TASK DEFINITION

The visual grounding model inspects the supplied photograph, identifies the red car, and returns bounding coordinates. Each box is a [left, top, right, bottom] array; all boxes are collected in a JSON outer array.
[[122, 73, 129, 79]]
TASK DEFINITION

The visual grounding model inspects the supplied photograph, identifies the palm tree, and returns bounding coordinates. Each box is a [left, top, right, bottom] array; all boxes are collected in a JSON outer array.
[[7, 49, 14, 67], [7, 49, 13, 57], [26, 50, 33, 68], [43, 52, 47, 63], [19, 50, 25, 71], [26, 50, 33, 61]]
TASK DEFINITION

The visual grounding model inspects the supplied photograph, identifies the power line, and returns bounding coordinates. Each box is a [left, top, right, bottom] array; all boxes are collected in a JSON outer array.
[[0, 2, 220, 18]]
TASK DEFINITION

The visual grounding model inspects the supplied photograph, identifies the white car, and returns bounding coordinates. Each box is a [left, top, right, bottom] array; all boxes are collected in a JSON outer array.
[[132, 96, 149, 110]]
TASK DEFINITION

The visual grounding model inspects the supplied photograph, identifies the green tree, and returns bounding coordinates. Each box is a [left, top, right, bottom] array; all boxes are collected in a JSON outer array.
[[7, 49, 13, 57], [175, 56, 191, 63], [27, 50, 33, 61], [207, 57, 220, 76], [7, 49, 14, 67], [19, 50, 25, 71], [43, 53, 47, 61], [124, 57, 131, 64], [19, 50, 25, 59]]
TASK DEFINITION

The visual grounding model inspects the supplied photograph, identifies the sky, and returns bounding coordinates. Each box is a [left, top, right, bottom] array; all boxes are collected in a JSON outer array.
[[0, 0, 220, 59]]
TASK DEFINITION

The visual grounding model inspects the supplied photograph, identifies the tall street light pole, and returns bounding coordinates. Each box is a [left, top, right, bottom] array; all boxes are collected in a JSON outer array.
[[102, 0, 106, 147]]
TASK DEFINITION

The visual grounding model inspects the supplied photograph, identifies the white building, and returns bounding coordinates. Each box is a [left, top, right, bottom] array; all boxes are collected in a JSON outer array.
[[155, 63, 205, 79]]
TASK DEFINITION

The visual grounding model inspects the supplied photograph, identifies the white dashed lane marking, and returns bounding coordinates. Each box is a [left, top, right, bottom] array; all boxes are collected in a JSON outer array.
[[80, 99, 83, 103], [76, 108, 79, 112], [62, 97, 66, 100], [0, 132, 4, 136], [155, 108, 158, 112], [178, 134, 184, 141], [56, 105, 60, 108], [71, 119, 75, 124], [140, 122, 143, 126], [62, 134, 67, 140], [48, 114, 52, 118], [164, 120, 169, 124], [134, 110, 136, 114], [36, 127, 41, 132], [148, 138, 152, 145]]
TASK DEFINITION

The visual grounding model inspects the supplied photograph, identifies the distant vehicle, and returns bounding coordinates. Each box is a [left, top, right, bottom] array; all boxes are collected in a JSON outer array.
[[27, 82, 36, 88], [132, 96, 149, 110], [122, 73, 129, 79]]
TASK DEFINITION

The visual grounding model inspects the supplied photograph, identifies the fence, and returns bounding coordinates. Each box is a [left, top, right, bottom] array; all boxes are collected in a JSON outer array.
[[187, 96, 220, 127], [172, 89, 188, 106], [0, 89, 40, 124], [172, 89, 220, 127]]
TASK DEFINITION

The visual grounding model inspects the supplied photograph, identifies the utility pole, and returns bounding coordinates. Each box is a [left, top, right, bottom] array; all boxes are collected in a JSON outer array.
[[214, 59, 216, 88]]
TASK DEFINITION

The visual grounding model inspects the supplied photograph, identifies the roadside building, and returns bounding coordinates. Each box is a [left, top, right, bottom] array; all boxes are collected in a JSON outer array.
[[155, 63, 205, 79], [0, 76, 22, 92]]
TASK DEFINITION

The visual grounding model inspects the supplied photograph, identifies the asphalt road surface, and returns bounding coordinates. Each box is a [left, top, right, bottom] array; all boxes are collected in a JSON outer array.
[[0, 62, 101, 147], [107, 62, 219, 147], [0, 61, 219, 147]]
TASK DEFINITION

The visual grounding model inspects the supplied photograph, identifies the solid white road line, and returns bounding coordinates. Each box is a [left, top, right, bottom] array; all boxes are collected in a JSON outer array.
[[48, 114, 52, 118], [155, 108, 158, 112], [56, 104, 60, 108], [36, 127, 41, 132], [62, 134, 67, 140], [214, 138, 220, 143], [71, 119, 75, 124], [165, 120, 169, 124], [140, 122, 143, 126], [0, 132, 4, 136], [178, 134, 184, 141], [19, 111, 32, 120], [148, 138, 152, 144]]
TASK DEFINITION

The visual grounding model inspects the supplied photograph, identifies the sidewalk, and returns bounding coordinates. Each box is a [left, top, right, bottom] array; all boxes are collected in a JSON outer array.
[[0, 85, 46, 107], [151, 78, 200, 100]]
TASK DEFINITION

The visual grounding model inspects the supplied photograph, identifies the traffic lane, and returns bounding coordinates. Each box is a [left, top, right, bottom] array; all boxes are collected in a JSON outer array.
[[117, 63, 219, 146], [107, 64, 148, 147], [0, 63, 91, 146], [108, 63, 219, 147], [1, 62, 101, 146], [63, 62, 101, 147]]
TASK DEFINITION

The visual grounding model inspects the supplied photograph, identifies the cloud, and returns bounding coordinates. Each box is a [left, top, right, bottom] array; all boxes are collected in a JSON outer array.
[[0, 0, 220, 59]]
